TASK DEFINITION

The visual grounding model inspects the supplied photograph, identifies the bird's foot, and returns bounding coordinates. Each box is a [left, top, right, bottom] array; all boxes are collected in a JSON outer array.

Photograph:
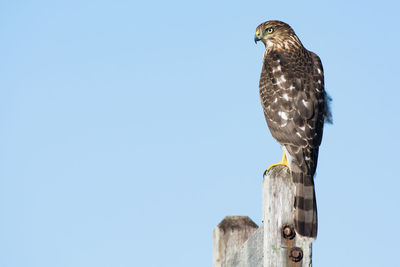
[[263, 152, 290, 178]]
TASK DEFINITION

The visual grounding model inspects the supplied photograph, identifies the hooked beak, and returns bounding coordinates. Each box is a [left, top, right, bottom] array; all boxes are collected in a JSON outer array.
[[254, 35, 261, 44]]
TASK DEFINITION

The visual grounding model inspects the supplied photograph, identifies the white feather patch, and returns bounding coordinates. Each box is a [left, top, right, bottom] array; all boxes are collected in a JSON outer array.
[[273, 65, 282, 73], [278, 111, 288, 120], [282, 146, 294, 170]]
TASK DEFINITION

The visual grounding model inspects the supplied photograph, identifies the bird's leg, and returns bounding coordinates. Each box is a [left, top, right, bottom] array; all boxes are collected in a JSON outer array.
[[264, 151, 290, 175]]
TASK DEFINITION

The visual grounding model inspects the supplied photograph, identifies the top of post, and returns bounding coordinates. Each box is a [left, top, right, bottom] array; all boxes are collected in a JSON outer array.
[[217, 216, 258, 233]]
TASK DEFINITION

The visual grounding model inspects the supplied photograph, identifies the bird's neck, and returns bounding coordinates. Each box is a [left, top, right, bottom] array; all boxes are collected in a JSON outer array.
[[265, 35, 303, 54]]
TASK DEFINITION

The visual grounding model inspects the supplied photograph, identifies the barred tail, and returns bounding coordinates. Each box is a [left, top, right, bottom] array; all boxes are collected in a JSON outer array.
[[292, 171, 317, 238]]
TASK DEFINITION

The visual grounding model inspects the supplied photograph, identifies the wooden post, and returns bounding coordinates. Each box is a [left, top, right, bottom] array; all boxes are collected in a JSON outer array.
[[263, 165, 313, 267], [213, 216, 258, 267]]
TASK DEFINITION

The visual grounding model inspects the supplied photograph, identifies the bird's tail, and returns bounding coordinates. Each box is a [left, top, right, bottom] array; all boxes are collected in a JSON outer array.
[[292, 171, 317, 238]]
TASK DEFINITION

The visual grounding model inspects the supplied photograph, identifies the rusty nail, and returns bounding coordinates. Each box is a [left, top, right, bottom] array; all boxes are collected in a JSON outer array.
[[289, 247, 303, 262], [282, 224, 296, 240]]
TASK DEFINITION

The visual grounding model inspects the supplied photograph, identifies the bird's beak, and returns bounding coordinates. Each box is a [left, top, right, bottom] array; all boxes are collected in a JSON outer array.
[[254, 35, 261, 44]]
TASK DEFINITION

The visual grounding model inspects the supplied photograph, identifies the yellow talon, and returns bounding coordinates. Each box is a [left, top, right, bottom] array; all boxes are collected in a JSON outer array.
[[265, 151, 290, 173]]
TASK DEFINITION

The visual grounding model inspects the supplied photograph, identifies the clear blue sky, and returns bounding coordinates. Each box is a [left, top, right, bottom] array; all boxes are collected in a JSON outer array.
[[1, 1, 399, 266]]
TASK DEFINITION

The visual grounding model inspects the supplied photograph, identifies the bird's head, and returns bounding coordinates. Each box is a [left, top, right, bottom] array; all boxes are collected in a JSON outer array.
[[254, 20, 301, 50]]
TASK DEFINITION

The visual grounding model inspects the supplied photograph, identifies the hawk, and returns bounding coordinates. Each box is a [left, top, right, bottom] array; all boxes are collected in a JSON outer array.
[[255, 20, 332, 238]]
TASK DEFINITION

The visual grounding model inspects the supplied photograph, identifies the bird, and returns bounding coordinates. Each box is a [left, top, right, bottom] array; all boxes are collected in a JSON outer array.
[[254, 20, 332, 238]]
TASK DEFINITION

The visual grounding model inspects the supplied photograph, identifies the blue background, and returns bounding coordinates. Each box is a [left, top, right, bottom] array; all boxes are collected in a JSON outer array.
[[1, 1, 399, 266]]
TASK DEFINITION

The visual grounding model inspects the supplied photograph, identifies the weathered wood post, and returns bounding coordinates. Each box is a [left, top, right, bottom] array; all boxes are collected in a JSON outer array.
[[263, 165, 313, 267], [212, 165, 314, 266]]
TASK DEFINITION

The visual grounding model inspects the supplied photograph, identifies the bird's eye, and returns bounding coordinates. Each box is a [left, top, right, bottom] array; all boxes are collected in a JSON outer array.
[[266, 27, 274, 34]]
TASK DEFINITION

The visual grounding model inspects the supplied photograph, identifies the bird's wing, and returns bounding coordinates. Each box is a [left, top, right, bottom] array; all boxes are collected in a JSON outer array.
[[260, 50, 326, 151]]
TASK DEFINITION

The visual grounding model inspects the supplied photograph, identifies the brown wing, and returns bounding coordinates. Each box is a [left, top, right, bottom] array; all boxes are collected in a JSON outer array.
[[259, 49, 325, 151]]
